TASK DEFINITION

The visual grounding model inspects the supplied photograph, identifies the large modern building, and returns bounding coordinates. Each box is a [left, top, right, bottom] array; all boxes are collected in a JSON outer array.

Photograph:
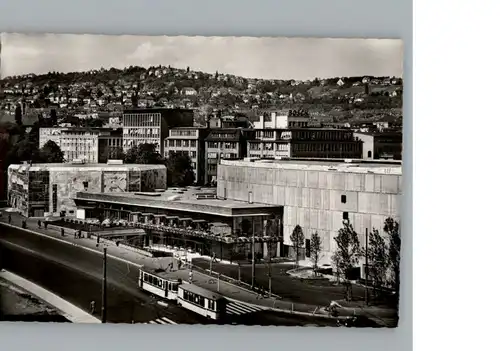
[[216, 158, 402, 268], [246, 111, 363, 159], [72, 187, 283, 261], [7, 161, 166, 217], [122, 108, 194, 156], [164, 127, 210, 185], [39, 127, 123, 163], [205, 129, 246, 184]]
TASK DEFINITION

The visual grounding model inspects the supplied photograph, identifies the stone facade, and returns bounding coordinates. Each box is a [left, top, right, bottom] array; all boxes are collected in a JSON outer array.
[[216, 159, 402, 264], [8, 163, 167, 217]]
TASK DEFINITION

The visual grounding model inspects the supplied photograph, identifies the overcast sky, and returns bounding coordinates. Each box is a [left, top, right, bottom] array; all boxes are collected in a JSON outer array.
[[1, 33, 403, 80]]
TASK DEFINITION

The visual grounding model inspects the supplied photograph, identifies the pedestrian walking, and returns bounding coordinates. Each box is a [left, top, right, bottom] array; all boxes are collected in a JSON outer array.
[[8, 214, 11, 224], [90, 300, 96, 314], [189, 270, 193, 284], [37, 220, 41, 229]]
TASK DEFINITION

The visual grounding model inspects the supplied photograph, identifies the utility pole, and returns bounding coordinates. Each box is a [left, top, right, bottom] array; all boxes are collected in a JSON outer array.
[[101, 248, 107, 323], [365, 228, 369, 306], [251, 219, 256, 289], [268, 271, 272, 297]]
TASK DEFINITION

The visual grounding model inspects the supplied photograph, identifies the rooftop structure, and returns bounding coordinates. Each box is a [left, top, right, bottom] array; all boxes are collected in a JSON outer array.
[[221, 158, 402, 175], [74, 186, 280, 217], [8, 162, 166, 217]]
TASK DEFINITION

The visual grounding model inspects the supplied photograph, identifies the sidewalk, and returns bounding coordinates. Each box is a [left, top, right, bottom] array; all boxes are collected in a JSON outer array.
[[0, 210, 171, 269], [0, 269, 100, 323]]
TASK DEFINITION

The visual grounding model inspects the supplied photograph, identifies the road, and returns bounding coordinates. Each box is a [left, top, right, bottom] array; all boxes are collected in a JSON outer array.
[[192, 258, 365, 306], [0, 224, 213, 324], [0, 224, 344, 326]]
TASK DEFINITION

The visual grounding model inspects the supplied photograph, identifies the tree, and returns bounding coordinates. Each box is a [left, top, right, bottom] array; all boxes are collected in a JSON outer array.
[[109, 147, 125, 160], [385, 218, 401, 296], [361, 228, 389, 300], [165, 152, 195, 187], [50, 109, 57, 126], [124, 143, 163, 165], [332, 220, 360, 302], [15, 104, 22, 126], [310, 231, 322, 275], [290, 225, 305, 267], [40, 140, 65, 163]]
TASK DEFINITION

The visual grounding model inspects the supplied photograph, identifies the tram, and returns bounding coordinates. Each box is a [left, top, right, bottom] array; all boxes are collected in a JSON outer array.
[[138, 266, 181, 301], [138, 265, 227, 320], [177, 283, 226, 320]]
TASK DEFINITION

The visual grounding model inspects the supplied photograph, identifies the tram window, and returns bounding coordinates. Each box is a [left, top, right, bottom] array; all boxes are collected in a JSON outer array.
[[199, 297, 205, 307], [208, 300, 215, 310]]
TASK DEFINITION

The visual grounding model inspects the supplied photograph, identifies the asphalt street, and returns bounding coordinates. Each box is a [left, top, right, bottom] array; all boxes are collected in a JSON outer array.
[[0, 224, 213, 324], [0, 224, 345, 326]]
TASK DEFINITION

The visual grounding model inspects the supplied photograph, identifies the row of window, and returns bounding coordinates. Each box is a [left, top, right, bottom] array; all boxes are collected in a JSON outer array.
[[249, 143, 289, 151], [123, 128, 160, 135], [167, 139, 197, 148], [123, 114, 161, 127], [170, 130, 198, 137], [292, 130, 353, 141], [142, 273, 179, 292], [292, 142, 360, 152], [181, 290, 206, 309], [207, 142, 238, 149]]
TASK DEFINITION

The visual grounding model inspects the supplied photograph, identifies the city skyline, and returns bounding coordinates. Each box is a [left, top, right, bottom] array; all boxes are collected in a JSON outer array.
[[1, 34, 403, 80]]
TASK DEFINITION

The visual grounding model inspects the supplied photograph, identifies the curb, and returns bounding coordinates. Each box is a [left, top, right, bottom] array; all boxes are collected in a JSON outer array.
[[0, 222, 142, 268]]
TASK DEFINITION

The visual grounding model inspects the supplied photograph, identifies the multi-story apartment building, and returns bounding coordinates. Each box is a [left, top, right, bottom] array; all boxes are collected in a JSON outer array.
[[205, 129, 246, 184], [39, 127, 124, 163], [246, 111, 363, 159], [122, 108, 194, 156], [164, 127, 210, 185]]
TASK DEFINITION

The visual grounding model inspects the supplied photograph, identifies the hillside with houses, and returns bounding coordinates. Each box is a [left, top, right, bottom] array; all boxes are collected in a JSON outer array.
[[0, 65, 403, 126]]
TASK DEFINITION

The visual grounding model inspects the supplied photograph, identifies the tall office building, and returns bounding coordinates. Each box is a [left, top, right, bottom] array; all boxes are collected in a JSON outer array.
[[122, 108, 194, 156]]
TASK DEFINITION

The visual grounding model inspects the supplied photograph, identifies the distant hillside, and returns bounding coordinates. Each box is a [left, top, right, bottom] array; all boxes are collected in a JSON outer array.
[[0, 65, 403, 123]]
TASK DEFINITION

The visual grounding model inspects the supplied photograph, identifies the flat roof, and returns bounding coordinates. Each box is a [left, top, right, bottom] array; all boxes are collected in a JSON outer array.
[[8, 163, 166, 172], [74, 186, 281, 217], [220, 158, 402, 175]]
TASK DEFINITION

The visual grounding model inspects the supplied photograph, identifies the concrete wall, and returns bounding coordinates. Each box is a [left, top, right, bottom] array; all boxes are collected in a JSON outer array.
[[50, 170, 103, 214], [217, 163, 402, 264], [49, 167, 167, 214]]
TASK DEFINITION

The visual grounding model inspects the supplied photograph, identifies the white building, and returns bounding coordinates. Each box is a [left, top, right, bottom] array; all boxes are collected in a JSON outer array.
[[216, 159, 402, 268]]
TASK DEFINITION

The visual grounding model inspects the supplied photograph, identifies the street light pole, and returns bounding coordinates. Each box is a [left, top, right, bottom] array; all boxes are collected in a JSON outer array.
[[101, 248, 107, 323], [365, 228, 369, 306], [251, 219, 255, 289]]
